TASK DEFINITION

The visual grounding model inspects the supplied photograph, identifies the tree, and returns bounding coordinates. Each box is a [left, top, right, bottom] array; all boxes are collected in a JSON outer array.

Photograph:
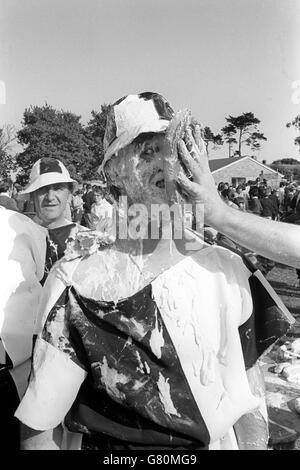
[[0, 124, 17, 179], [269, 158, 300, 182], [202, 126, 223, 158], [278, 167, 293, 180], [244, 131, 267, 158], [15, 104, 95, 184], [85, 104, 111, 172], [221, 124, 237, 157], [223, 112, 267, 157], [286, 115, 300, 152], [272, 158, 299, 165]]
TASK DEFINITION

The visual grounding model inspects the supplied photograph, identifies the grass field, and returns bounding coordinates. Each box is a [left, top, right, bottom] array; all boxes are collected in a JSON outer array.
[[263, 264, 300, 450]]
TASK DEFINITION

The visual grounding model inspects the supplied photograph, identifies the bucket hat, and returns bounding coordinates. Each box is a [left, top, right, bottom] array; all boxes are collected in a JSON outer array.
[[99, 92, 174, 172], [21, 158, 77, 194]]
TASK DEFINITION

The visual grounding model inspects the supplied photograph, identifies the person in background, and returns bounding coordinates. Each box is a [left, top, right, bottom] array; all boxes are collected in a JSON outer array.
[[259, 187, 275, 219], [82, 183, 95, 227], [89, 185, 113, 230], [23, 194, 35, 215], [233, 185, 247, 210], [82, 183, 87, 194], [12, 183, 26, 212], [22, 158, 76, 229], [0, 180, 19, 211], [242, 182, 251, 199], [268, 189, 280, 221], [283, 185, 297, 217], [277, 182, 286, 217], [20, 157, 85, 281], [71, 189, 84, 224], [217, 181, 225, 194], [221, 188, 239, 208], [237, 199, 246, 211], [284, 184, 300, 224], [247, 187, 263, 215]]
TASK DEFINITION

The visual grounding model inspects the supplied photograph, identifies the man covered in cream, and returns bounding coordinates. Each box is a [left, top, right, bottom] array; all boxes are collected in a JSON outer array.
[[15, 92, 293, 450]]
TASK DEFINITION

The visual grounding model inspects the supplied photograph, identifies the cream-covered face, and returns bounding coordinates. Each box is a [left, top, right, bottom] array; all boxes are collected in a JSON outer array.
[[106, 134, 170, 207]]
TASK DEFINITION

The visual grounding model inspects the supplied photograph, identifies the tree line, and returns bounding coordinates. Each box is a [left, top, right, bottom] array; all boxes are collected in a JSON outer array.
[[204, 112, 267, 158], [0, 103, 299, 184]]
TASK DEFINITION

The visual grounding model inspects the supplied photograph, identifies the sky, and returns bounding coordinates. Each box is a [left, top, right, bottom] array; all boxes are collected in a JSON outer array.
[[1, 0, 300, 162]]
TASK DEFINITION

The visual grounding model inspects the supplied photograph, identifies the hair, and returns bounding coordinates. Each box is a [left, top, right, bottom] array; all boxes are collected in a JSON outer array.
[[259, 188, 267, 198], [221, 188, 235, 200], [266, 186, 272, 195], [93, 185, 105, 195], [0, 181, 9, 193]]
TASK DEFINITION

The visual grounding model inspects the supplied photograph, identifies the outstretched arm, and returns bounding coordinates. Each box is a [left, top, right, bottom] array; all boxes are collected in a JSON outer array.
[[175, 125, 300, 268]]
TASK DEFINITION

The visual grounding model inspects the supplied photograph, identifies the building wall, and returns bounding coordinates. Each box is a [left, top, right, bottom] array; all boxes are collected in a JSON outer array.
[[212, 158, 282, 188]]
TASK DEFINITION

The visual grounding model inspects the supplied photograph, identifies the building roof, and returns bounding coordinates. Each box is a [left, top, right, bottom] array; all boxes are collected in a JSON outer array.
[[208, 157, 245, 172], [208, 156, 284, 177]]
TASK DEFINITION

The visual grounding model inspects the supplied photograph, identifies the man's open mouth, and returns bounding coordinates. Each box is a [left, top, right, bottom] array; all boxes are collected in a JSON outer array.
[[150, 171, 165, 189], [155, 179, 165, 189]]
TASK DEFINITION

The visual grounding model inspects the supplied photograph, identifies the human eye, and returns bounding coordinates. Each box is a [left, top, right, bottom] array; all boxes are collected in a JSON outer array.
[[140, 142, 155, 160], [143, 147, 154, 155], [53, 183, 66, 191], [37, 187, 47, 196]]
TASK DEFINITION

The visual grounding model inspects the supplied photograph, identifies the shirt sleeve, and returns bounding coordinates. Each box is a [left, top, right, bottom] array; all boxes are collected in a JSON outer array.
[[15, 288, 87, 430]]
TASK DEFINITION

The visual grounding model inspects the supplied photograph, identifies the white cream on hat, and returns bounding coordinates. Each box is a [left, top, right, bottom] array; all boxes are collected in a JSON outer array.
[[21, 158, 77, 194], [99, 92, 174, 173]]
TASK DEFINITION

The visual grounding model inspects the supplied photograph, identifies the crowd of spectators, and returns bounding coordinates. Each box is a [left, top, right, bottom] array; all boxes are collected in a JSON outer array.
[[209, 179, 300, 280], [0, 179, 113, 230], [2, 176, 300, 230], [217, 179, 300, 223]]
